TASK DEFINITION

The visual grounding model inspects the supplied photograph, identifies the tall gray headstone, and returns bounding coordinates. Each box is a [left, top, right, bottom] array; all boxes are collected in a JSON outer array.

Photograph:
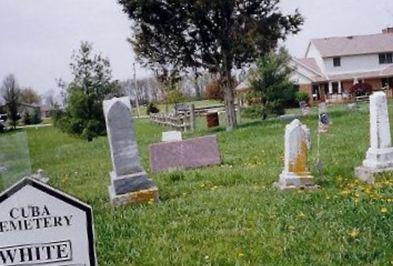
[[103, 97, 158, 206], [355, 91, 393, 183]]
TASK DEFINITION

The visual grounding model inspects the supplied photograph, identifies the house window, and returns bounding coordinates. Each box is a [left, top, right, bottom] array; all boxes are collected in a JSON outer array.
[[379, 53, 393, 64], [333, 57, 341, 67]]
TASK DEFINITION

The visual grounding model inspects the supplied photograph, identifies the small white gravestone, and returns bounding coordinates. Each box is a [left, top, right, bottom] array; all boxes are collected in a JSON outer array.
[[275, 119, 318, 190], [162, 131, 182, 142], [0, 178, 96, 266], [355, 91, 393, 183]]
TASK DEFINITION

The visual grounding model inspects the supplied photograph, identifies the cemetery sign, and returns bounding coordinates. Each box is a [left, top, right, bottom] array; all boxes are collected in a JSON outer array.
[[0, 178, 96, 266]]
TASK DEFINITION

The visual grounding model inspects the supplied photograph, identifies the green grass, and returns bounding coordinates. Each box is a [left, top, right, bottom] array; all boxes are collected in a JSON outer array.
[[12, 102, 393, 265]]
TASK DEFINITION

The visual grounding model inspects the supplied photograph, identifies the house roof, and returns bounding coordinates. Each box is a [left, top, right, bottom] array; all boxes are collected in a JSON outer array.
[[235, 79, 252, 92], [292, 58, 323, 76], [310, 32, 393, 58], [328, 65, 393, 81]]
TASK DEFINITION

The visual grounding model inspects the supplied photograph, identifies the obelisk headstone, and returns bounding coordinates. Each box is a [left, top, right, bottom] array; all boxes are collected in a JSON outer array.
[[275, 119, 317, 190], [355, 91, 393, 183], [104, 97, 158, 206]]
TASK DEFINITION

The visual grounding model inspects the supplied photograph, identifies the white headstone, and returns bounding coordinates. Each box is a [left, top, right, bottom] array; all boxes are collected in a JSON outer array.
[[0, 178, 96, 266], [355, 91, 393, 182], [162, 131, 182, 142], [103, 97, 158, 206], [275, 119, 317, 190]]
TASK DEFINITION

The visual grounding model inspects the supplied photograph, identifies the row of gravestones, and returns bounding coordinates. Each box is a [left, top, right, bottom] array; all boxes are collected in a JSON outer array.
[[277, 91, 393, 190], [0, 92, 389, 265], [105, 92, 393, 201]]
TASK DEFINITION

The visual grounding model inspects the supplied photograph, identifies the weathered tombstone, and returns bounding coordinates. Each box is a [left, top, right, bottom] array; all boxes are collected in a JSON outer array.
[[103, 97, 159, 206], [150, 135, 221, 172], [355, 91, 393, 183], [0, 177, 96, 265], [299, 101, 310, 116], [318, 103, 329, 133], [275, 119, 318, 190], [162, 131, 182, 142]]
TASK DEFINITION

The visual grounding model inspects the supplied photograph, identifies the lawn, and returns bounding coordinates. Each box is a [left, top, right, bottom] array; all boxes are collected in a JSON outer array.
[[8, 102, 393, 265]]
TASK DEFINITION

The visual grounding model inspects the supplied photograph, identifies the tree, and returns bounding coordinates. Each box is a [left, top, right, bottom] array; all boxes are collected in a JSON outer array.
[[57, 42, 122, 141], [21, 87, 41, 105], [1, 74, 21, 129], [118, 0, 303, 131], [249, 48, 296, 117]]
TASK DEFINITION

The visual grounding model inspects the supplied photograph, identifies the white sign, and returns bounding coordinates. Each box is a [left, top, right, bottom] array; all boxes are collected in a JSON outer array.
[[0, 178, 96, 266]]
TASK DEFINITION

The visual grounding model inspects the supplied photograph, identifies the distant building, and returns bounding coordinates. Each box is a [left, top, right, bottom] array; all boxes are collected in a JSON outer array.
[[291, 28, 393, 103], [19, 103, 41, 120]]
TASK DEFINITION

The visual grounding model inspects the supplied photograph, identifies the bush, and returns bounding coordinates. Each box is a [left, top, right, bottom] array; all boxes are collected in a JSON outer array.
[[350, 83, 373, 96], [22, 112, 31, 125], [0, 122, 4, 133], [241, 106, 265, 119], [32, 109, 42, 124], [166, 90, 185, 104], [51, 108, 66, 127], [146, 102, 160, 115], [267, 100, 285, 116], [205, 80, 224, 101], [295, 91, 309, 103]]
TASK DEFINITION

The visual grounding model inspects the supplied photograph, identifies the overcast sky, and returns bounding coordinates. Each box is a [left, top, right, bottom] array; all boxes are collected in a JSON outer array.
[[0, 0, 392, 94]]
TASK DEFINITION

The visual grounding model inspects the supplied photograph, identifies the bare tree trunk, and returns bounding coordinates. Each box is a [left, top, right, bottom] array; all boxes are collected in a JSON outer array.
[[222, 70, 237, 131]]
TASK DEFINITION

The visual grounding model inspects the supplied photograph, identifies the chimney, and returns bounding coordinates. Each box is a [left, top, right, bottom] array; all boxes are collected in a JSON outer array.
[[382, 27, 393, 34]]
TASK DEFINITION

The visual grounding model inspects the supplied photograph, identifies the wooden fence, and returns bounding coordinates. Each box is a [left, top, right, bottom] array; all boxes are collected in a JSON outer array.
[[149, 105, 196, 132]]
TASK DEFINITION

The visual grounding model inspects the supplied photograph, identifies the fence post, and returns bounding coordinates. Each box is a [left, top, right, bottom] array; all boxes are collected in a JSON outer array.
[[236, 99, 241, 125], [190, 104, 196, 133]]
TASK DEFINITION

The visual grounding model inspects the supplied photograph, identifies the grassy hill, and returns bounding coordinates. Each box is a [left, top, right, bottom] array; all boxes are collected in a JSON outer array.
[[9, 103, 393, 265]]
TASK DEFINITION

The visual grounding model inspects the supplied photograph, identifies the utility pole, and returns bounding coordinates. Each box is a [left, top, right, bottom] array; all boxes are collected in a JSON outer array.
[[133, 63, 141, 117]]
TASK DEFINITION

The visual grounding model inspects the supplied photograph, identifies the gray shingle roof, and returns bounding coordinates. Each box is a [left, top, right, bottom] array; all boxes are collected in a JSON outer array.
[[310, 33, 393, 58]]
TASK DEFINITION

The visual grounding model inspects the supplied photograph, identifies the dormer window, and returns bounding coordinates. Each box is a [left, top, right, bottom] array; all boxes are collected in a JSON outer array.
[[333, 57, 341, 67], [379, 53, 393, 64]]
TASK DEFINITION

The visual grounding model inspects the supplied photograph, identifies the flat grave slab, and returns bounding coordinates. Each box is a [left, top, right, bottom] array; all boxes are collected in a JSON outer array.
[[149, 135, 221, 172]]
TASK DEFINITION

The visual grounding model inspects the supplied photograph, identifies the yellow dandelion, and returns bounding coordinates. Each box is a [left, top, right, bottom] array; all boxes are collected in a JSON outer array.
[[238, 253, 244, 258], [380, 207, 388, 214], [200, 183, 205, 188], [297, 212, 306, 219], [210, 186, 218, 191], [348, 228, 359, 238]]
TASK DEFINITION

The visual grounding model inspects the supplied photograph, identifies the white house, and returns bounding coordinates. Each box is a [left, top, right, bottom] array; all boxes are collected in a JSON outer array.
[[291, 27, 393, 103]]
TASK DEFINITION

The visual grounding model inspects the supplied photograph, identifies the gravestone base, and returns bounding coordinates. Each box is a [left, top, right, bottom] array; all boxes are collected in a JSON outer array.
[[355, 147, 393, 183], [109, 186, 159, 206], [362, 147, 393, 169], [274, 172, 318, 190], [354, 166, 393, 184], [109, 171, 159, 206]]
